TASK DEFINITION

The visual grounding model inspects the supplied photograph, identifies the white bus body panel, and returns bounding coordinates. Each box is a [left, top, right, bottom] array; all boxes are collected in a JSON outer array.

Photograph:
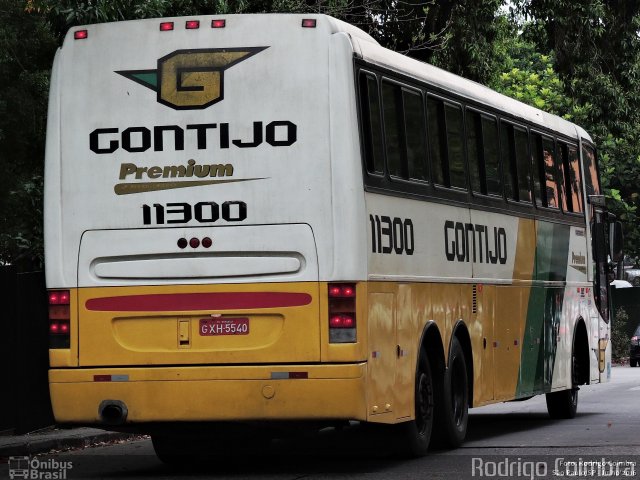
[[44, 15, 369, 288]]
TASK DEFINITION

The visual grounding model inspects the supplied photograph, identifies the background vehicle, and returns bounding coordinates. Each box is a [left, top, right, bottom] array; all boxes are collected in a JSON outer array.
[[45, 14, 619, 460], [624, 268, 640, 286], [631, 324, 640, 367]]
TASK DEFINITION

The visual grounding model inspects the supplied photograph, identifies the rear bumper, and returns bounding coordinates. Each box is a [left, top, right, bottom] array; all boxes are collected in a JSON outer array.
[[49, 363, 367, 424]]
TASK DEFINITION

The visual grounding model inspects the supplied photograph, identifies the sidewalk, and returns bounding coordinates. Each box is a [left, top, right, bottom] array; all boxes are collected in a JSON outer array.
[[0, 427, 136, 457]]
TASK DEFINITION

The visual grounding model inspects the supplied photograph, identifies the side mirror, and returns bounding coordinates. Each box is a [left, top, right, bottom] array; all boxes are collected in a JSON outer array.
[[609, 220, 624, 263]]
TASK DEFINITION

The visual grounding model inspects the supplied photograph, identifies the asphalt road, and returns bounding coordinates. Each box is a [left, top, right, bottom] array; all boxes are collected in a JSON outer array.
[[3, 366, 639, 479]]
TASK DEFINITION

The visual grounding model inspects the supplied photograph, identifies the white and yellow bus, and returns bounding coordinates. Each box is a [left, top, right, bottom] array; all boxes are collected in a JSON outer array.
[[45, 14, 622, 458]]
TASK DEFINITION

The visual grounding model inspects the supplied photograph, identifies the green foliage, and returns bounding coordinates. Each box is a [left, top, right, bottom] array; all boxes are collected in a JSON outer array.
[[514, 0, 640, 259], [0, 0, 56, 270], [611, 308, 630, 362], [491, 43, 589, 123]]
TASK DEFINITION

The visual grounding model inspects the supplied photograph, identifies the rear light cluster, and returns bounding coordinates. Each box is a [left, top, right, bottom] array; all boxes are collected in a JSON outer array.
[[178, 237, 213, 249], [328, 283, 356, 343], [160, 19, 226, 31], [49, 290, 70, 348]]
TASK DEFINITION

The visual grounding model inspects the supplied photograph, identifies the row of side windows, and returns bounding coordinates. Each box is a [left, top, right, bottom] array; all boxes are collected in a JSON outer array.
[[358, 70, 600, 215]]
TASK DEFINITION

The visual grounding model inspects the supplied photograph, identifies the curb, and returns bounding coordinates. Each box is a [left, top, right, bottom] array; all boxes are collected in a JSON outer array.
[[0, 431, 137, 457]]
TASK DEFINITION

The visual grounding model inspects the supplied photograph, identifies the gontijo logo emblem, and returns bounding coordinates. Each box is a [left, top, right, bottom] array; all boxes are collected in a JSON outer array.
[[116, 47, 268, 109]]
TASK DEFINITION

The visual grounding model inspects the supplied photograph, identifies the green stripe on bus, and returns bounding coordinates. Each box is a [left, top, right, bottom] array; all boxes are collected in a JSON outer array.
[[517, 222, 570, 397]]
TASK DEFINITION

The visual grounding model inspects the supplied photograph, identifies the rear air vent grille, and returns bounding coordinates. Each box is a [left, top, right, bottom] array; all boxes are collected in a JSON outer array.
[[472, 285, 478, 314]]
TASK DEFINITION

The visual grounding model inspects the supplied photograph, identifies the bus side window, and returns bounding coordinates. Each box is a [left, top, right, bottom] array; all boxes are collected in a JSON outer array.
[[359, 72, 384, 174], [381, 81, 404, 178], [403, 89, 428, 181], [532, 134, 559, 209], [514, 126, 531, 203], [501, 122, 517, 201], [482, 116, 501, 197], [445, 103, 466, 189], [582, 144, 600, 196], [542, 137, 559, 208], [532, 133, 545, 206], [467, 110, 501, 197], [567, 145, 584, 213], [466, 110, 483, 193], [556, 142, 569, 212], [427, 96, 446, 185]]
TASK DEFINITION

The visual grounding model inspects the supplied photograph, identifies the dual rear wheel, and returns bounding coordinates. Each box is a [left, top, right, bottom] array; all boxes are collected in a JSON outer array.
[[398, 336, 469, 456]]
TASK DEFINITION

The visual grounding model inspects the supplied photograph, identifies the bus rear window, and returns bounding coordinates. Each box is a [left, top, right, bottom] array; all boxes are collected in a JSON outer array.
[[359, 72, 384, 174]]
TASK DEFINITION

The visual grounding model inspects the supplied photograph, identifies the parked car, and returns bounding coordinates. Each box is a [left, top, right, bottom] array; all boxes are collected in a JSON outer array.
[[624, 269, 640, 287], [611, 279, 633, 289], [631, 324, 640, 368]]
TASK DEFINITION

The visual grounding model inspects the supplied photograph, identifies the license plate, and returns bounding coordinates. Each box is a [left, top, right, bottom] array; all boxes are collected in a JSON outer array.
[[199, 317, 249, 336]]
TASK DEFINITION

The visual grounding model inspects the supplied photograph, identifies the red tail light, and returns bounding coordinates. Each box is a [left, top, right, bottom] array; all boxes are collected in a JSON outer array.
[[49, 290, 70, 348], [160, 22, 174, 31], [211, 19, 226, 28], [185, 20, 200, 29], [328, 283, 356, 343], [74, 30, 88, 40], [301, 19, 317, 28]]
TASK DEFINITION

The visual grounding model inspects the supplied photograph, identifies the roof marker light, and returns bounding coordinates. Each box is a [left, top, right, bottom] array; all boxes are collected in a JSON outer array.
[[211, 19, 226, 28], [301, 19, 316, 28], [186, 20, 200, 29], [74, 30, 88, 40], [160, 22, 174, 31]]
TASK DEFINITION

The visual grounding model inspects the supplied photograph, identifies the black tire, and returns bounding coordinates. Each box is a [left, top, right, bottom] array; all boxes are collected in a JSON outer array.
[[631, 359, 638, 367], [633, 277, 640, 287], [394, 349, 435, 456], [152, 429, 264, 464], [433, 337, 469, 449], [546, 388, 578, 419], [151, 434, 194, 464]]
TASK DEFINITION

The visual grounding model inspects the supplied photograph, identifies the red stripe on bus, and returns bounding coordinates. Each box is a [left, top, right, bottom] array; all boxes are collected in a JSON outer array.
[[85, 292, 312, 311]]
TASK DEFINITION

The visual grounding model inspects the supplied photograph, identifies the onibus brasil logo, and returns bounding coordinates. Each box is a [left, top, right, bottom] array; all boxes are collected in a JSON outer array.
[[116, 47, 268, 110]]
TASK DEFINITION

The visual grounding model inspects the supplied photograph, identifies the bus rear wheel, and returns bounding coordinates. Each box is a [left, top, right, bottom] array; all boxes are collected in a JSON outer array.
[[433, 337, 469, 448], [395, 349, 434, 456], [546, 388, 578, 419]]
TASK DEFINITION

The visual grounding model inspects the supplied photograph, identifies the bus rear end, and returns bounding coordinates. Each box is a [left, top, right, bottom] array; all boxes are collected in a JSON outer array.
[[45, 14, 369, 431]]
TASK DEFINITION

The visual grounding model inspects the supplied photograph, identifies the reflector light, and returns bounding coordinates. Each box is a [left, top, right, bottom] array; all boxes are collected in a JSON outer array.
[[202, 237, 212, 248], [301, 19, 317, 28], [177, 238, 188, 249], [186, 20, 200, 29], [288, 372, 308, 379], [329, 314, 355, 328], [160, 22, 174, 31], [49, 290, 70, 305], [49, 321, 70, 335], [211, 19, 226, 28], [328, 284, 356, 297], [189, 237, 200, 248], [94, 375, 111, 382], [74, 30, 88, 40]]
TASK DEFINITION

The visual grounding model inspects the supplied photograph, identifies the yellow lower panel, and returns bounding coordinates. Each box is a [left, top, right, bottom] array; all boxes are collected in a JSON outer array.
[[49, 364, 367, 424]]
